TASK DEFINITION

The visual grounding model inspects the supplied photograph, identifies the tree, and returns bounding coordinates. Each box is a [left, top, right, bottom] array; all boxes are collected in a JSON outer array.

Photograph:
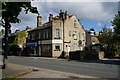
[[0, 29, 5, 35], [98, 26, 116, 57], [1, 1, 38, 58], [8, 31, 27, 56], [111, 11, 120, 42], [111, 11, 120, 56]]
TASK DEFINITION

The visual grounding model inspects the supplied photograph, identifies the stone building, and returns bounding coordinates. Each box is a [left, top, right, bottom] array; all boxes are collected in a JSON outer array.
[[26, 10, 86, 57], [85, 30, 92, 47], [2, 26, 31, 55]]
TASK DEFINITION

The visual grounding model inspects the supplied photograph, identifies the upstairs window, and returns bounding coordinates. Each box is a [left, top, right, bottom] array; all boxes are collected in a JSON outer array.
[[74, 20, 77, 28], [28, 34, 30, 40], [55, 29, 60, 39], [31, 33, 35, 40], [39, 32, 41, 39], [79, 33, 80, 40], [44, 30, 47, 38], [69, 31, 71, 36], [43, 30, 49, 39], [82, 33, 85, 41]]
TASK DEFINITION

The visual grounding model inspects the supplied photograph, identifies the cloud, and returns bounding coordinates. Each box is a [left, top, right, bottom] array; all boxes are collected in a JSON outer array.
[[11, 26, 19, 33], [0, 26, 4, 31], [32, 2, 118, 22], [96, 23, 102, 27], [34, 0, 120, 2], [11, 9, 38, 32], [109, 26, 114, 32], [10, 2, 118, 32]]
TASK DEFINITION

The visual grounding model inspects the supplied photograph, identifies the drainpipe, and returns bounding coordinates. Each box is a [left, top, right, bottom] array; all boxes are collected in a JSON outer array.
[[62, 19, 64, 57]]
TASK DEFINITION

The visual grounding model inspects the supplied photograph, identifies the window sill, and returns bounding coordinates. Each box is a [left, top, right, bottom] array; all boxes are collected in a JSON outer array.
[[54, 50, 61, 51], [54, 37, 61, 39]]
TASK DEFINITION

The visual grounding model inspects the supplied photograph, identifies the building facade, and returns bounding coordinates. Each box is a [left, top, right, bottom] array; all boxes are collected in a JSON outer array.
[[2, 26, 31, 55], [26, 10, 86, 57]]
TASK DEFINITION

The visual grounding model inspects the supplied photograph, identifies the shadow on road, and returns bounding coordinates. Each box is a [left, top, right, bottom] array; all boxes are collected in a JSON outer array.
[[70, 59, 120, 65]]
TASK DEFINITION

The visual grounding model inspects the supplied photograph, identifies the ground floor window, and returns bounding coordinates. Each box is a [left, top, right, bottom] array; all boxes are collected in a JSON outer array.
[[55, 44, 60, 51], [28, 47, 38, 56], [42, 44, 51, 53]]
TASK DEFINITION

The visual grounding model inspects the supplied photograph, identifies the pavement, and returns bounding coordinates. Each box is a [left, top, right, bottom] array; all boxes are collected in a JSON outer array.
[[2, 62, 115, 80], [2, 63, 30, 78]]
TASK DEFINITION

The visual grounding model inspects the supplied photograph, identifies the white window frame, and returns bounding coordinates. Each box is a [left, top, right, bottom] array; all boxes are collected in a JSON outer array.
[[55, 29, 60, 39], [73, 31, 77, 40], [82, 32, 85, 40], [55, 44, 60, 51], [31, 33, 35, 40]]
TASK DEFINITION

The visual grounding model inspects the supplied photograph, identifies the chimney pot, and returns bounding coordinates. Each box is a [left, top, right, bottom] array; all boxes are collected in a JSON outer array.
[[37, 16, 42, 27], [49, 14, 53, 21], [65, 11, 67, 14], [60, 10, 62, 13]]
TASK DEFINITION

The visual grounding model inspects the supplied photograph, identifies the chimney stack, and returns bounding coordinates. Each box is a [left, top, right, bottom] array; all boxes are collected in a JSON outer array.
[[59, 10, 68, 20], [65, 11, 67, 14], [60, 10, 62, 13], [37, 15, 42, 27], [49, 14, 53, 21]]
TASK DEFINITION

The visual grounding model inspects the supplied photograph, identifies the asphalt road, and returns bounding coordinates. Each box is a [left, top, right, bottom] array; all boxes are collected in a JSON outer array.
[[5, 56, 119, 79]]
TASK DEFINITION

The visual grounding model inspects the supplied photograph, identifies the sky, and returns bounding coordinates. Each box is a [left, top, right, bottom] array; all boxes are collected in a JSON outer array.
[[0, 0, 119, 33]]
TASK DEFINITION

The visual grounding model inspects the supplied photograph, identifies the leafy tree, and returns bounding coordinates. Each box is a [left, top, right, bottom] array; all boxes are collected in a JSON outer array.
[[98, 26, 116, 57], [15, 31, 27, 46], [111, 11, 120, 56], [8, 31, 27, 55], [1, 1, 38, 57], [0, 29, 5, 35], [111, 11, 120, 42]]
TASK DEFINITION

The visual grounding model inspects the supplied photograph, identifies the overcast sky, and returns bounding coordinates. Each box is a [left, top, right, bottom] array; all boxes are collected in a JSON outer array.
[[0, 0, 119, 33]]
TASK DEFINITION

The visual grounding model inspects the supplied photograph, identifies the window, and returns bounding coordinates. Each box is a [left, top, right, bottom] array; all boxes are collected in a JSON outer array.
[[82, 33, 85, 40], [74, 43, 77, 51], [31, 33, 35, 40], [74, 20, 77, 28], [79, 33, 80, 40], [55, 29, 60, 39], [55, 44, 60, 51], [39, 32, 41, 39], [46, 30, 49, 39], [92, 38, 95, 42], [42, 45, 51, 53], [43, 30, 49, 39], [44, 30, 47, 38], [28, 34, 30, 39], [73, 31, 77, 40], [43, 30, 45, 39], [69, 31, 71, 36]]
